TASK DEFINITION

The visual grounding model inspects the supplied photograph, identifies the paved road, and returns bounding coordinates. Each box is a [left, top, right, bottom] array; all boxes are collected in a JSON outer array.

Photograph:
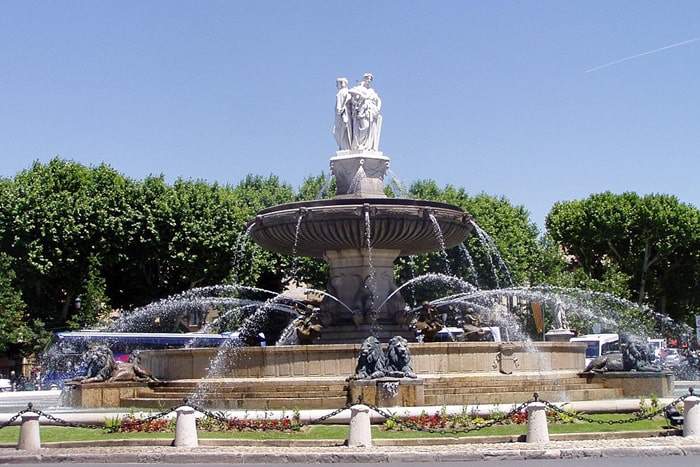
[[13, 459, 700, 466], [0, 389, 61, 412]]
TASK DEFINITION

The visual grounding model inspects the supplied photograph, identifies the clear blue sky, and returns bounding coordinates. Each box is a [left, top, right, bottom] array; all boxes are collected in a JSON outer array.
[[1, 2, 698, 228]]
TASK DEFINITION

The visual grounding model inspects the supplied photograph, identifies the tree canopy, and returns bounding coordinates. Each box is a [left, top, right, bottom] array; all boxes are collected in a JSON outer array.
[[1, 159, 697, 356], [546, 192, 700, 324]]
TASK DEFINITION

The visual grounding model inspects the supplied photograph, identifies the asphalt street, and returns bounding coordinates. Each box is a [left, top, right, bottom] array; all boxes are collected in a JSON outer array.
[[11, 458, 700, 466]]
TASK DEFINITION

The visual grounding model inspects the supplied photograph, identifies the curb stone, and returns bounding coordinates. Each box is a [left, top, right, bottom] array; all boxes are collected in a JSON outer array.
[[2, 443, 700, 463]]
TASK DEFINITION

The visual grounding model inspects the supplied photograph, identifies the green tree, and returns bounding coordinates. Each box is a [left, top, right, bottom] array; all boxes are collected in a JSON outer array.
[[0, 253, 34, 353], [546, 192, 700, 323], [402, 179, 541, 290], [67, 256, 111, 329], [0, 158, 132, 327]]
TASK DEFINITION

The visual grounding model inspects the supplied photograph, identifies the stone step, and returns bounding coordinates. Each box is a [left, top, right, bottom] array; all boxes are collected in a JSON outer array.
[[424, 383, 607, 395], [424, 378, 585, 387], [423, 374, 582, 382], [121, 396, 348, 410], [140, 390, 347, 399], [424, 381, 585, 389], [423, 388, 624, 406], [149, 385, 348, 393]]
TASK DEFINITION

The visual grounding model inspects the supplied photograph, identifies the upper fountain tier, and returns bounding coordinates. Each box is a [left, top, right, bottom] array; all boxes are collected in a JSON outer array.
[[250, 197, 472, 258], [249, 73, 473, 258]]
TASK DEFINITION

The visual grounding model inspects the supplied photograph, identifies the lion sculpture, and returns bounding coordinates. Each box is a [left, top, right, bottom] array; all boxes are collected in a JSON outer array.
[[350, 336, 387, 380], [67, 345, 158, 384], [584, 334, 661, 373], [385, 336, 417, 379]]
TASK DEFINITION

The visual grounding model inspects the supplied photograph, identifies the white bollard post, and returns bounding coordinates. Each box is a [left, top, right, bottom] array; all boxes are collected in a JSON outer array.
[[17, 411, 41, 451], [526, 398, 549, 443], [347, 404, 372, 448], [683, 389, 700, 437], [174, 406, 198, 448]]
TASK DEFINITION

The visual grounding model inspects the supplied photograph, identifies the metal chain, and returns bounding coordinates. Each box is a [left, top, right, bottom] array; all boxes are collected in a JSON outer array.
[[0, 403, 179, 430], [365, 400, 533, 434], [4, 387, 692, 434], [305, 403, 353, 426], [31, 408, 105, 430], [0, 407, 30, 430], [541, 394, 689, 426], [189, 402, 353, 428]]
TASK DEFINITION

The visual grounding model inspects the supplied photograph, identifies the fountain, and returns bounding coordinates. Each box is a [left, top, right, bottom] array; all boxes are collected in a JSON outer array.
[[60, 73, 680, 411]]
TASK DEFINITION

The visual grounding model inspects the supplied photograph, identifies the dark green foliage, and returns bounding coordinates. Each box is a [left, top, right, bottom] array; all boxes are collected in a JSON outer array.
[[399, 179, 541, 292], [546, 192, 700, 324], [0, 253, 33, 352], [1, 158, 697, 355]]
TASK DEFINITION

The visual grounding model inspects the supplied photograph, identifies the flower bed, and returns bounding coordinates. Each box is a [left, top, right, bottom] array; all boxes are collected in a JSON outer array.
[[382, 406, 587, 432], [105, 412, 302, 434]]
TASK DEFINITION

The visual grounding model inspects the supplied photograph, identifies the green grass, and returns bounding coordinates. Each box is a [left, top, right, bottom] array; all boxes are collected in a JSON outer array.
[[0, 415, 672, 444], [374, 414, 668, 438]]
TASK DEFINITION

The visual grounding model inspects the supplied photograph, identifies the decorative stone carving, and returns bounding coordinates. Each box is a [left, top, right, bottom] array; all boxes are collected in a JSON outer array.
[[584, 334, 662, 373], [293, 304, 323, 345], [322, 249, 406, 326], [330, 152, 389, 198], [67, 345, 158, 384], [493, 343, 520, 375], [331, 73, 381, 152], [553, 302, 569, 330], [459, 311, 494, 342], [333, 77, 352, 150], [350, 336, 387, 380], [385, 336, 417, 379], [412, 303, 444, 342]]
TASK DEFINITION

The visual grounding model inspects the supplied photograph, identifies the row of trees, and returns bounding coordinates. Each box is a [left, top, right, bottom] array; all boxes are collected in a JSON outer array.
[[0, 158, 698, 356]]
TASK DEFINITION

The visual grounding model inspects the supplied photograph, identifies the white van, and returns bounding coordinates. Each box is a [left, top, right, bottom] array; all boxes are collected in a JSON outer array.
[[570, 333, 619, 367]]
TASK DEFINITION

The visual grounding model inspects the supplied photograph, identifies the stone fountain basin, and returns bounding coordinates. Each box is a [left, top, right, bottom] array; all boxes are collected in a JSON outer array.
[[249, 198, 473, 257]]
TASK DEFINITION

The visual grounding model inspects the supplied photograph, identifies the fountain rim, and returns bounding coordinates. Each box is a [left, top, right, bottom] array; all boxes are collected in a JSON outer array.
[[250, 197, 470, 221], [247, 197, 473, 257]]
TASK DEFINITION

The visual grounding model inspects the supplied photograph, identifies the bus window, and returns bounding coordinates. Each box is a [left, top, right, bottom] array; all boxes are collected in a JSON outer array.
[[601, 341, 619, 354], [581, 341, 599, 358]]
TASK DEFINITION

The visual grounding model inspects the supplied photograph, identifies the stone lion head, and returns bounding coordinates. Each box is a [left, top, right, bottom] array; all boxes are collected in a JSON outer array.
[[386, 336, 417, 379], [352, 336, 386, 380], [82, 344, 115, 378]]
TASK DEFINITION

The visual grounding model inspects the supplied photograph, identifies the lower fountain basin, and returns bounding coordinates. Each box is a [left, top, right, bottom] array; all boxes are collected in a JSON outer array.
[[249, 198, 473, 258]]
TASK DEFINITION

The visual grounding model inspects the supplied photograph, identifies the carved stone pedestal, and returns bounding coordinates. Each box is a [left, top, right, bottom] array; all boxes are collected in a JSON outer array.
[[544, 329, 575, 342], [330, 151, 389, 198], [321, 248, 406, 326], [348, 377, 424, 407]]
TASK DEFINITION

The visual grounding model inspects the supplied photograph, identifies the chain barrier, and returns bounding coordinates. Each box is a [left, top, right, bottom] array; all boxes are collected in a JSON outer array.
[[0, 402, 179, 431], [187, 399, 354, 428], [2, 387, 694, 434], [364, 399, 533, 435], [360, 388, 697, 434], [0, 405, 32, 430], [541, 392, 690, 426]]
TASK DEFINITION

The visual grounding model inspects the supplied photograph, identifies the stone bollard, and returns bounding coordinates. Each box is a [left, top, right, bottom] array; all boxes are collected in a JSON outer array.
[[347, 404, 372, 448], [526, 399, 549, 443], [174, 406, 198, 448], [683, 388, 700, 437], [17, 411, 41, 451]]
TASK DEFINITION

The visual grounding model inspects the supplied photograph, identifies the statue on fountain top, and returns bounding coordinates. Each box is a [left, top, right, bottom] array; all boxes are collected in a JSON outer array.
[[333, 73, 382, 152]]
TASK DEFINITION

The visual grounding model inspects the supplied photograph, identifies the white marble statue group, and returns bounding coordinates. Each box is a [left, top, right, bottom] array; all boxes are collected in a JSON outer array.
[[333, 73, 382, 152]]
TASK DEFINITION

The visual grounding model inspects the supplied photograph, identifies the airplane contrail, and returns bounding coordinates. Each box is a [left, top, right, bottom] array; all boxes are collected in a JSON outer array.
[[585, 37, 700, 73]]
